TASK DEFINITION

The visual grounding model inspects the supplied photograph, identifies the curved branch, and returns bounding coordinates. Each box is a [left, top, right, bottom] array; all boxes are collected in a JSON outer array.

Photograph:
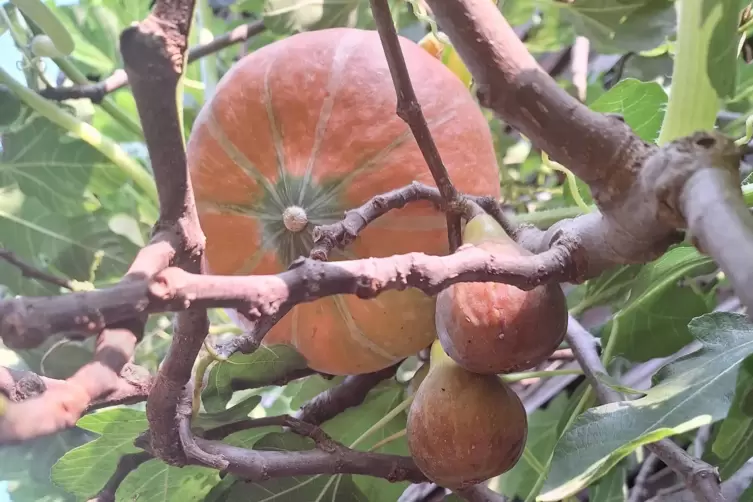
[[423, 0, 648, 198], [294, 364, 400, 425], [0, 319, 147, 444], [0, 242, 578, 348]]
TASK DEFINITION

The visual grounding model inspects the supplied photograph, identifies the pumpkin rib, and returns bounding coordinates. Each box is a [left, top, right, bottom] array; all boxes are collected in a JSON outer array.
[[205, 109, 285, 211], [306, 106, 457, 214], [197, 201, 285, 222], [331, 296, 401, 363], [235, 227, 285, 275], [289, 303, 300, 347], [262, 54, 288, 197], [298, 30, 362, 207]]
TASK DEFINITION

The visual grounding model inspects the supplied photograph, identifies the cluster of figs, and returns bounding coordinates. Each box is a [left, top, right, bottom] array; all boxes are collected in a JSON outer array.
[[405, 213, 569, 489]]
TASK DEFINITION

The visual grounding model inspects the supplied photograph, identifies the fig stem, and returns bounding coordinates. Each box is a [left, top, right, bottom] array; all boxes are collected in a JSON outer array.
[[501, 368, 583, 383], [367, 428, 407, 452], [350, 394, 414, 449]]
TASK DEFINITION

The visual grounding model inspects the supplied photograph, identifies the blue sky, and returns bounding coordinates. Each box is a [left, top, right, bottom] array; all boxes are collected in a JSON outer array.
[[0, 0, 78, 83]]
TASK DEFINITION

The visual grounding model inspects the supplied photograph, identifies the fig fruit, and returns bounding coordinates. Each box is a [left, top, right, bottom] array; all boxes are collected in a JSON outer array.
[[435, 213, 568, 374], [407, 340, 527, 489]]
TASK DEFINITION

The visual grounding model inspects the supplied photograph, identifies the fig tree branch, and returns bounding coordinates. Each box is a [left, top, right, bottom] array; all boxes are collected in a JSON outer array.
[[39, 20, 266, 103], [565, 316, 723, 502], [89, 451, 152, 502], [310, 182, 489, 261], [294, 363, 400, 425], [120, 0, 209, 466], [140, 408, 429, 483], [423, 0, 645, 198], [424, 0, 753, 314], [369, 0, 462, 250], [0, 319, 149, 444], [0, 248, 73, 290], [0, 242, 577, 349]]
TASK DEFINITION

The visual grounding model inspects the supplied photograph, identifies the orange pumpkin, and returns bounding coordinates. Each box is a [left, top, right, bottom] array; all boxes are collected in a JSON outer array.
[[186, 27, 501, 375]]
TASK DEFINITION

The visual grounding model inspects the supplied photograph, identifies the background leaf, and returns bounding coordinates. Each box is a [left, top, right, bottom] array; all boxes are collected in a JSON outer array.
[[561, 0, 676, 54], [540, 312, 753, 500], [201, 344, 308, 412], [588, 78, 669, 143], [50, 408, 148, 499], [115, 461, 219, 502], [602, 246, 716, 362]]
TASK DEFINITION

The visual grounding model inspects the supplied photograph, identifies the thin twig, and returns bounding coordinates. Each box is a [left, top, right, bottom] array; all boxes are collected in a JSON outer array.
[[88, 451, 152, 502], [566, 316, 723, 502], [213, 307, 292, 357], [294, 363, 399, 425], [368, 0, 457, 202], [39, 21, 266, 103], [368, 0, 462, 248], [311, 183, 507, 260], [0, 248, 72, 290], [629, 453, 660, 502]]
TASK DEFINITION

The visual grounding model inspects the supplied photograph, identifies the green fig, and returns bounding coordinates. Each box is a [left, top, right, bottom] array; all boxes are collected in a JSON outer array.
[[406, 340, 527, 490], [435, 213, 568, 374]]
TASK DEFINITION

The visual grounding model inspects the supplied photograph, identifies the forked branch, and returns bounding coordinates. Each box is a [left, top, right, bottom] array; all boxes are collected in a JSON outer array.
[[0, 241, 578, 350], [0, 319, 151, 444]]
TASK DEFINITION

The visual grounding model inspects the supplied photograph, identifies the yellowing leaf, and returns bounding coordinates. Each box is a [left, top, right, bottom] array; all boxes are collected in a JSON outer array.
[[418, 32, 473, 88]]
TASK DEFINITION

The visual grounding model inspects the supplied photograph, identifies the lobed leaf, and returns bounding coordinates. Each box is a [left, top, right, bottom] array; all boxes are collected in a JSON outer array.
[[201, 344, 308, 412], [51, 408, 149, 499], [602, 245, 716, 362], [560, 0, 676, 54], [589, 78, 668, 143], [539, 312, 753, 500]]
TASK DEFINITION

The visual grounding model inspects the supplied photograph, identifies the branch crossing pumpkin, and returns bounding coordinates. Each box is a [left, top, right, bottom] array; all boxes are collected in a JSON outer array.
[[187, 27, 501, 375]]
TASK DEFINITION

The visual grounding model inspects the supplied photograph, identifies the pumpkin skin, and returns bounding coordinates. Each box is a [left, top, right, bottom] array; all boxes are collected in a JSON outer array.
[[186, 27, 501, 375]]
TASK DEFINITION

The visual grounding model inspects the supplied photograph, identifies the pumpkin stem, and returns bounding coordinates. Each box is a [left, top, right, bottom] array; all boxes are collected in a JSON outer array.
[[282, 205, 308, 232]]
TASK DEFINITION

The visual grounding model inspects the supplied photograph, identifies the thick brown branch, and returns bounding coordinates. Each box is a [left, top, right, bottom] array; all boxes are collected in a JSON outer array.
[[0, 319, 146, 444], [40, 21, 265, 103], [0, 243, 577, 347], [677, 138, 753, 314], [191, 434, 425, 483], [566, 316, 723, 502], [424, 0, 647, 200], [0, 248, 72, 290], [425, 1, 753, 314], [120, 0, 209, 467], [294, 364, 399, 425]]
